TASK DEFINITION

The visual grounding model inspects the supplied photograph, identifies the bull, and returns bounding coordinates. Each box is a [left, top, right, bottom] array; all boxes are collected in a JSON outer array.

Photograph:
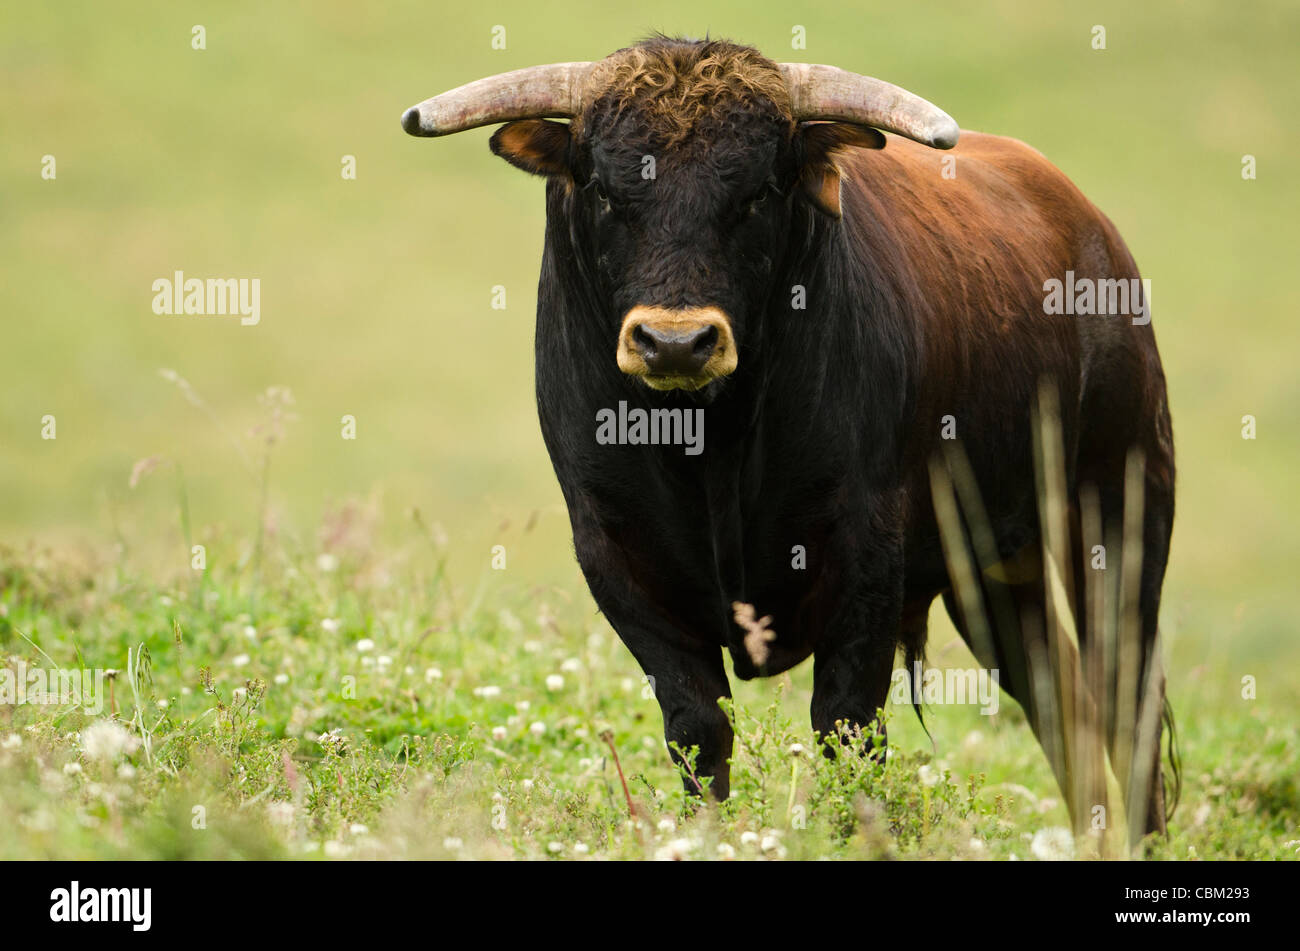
[[403, 36, 1177, 838]]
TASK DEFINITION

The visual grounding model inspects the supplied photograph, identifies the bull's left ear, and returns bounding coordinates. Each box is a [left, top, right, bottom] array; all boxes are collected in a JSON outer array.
[[796, 122, 885, 218], [489, 119, 571, 177]]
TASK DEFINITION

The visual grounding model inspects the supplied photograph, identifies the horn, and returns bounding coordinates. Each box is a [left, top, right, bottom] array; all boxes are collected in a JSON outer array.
[[402, 63, 593, 137], [778, 63, 959, 149]]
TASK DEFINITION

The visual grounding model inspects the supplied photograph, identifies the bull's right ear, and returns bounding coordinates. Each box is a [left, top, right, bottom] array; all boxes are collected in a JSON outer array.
[[489, 119, 571, 177], [796, 122, 885, 218]]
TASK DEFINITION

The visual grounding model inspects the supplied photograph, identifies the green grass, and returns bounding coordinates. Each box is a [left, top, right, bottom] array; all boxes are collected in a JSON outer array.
[[1, 1, 1297, 859], [1, 535, 1295, 860]]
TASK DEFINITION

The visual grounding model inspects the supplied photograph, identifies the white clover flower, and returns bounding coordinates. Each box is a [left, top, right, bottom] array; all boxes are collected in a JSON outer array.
[[321, 618, 341, 634], [716, 843, 736, 859], [1030, 827, 1075, 861], [529, 721, 546, 736], [474, 685, 501, 699], [355, 638, 375, 653], [969, 837, 986, 852], [117, 763, 136, 780], [377, 655, 393, 669], [63, 762, 83, 776], [317, 729, 348, 753], [274, 673, 290, 685], [232, 686, 247, 700], [522, 640, 542, 654], [545, 674, 565, 691], [621, 678, 635, 692], [740, 831, 759, 847], [349, 823, 369, 836], [560, 657, 582, 673], [443, 836, 463, 851], [515, 700, 531, 712], [522, 779, 534, 791], [547, 841, 564, 854], [2, 734, 21, 750], [243, 625, 258, 641], [658, 838, 696, 860], [574, 842, 589, 855], [425, 667, 442, 682], [324, 840, 349, 857], [156, 698, 169, 710], [317, 553, 339, 573], [81, 721, 138, 761], [918, 764, 940, 787], [788, 743, 805, 757], [657, 818, 676, 833], [232, 653, 250, 668], [491, 726, 508, 741]]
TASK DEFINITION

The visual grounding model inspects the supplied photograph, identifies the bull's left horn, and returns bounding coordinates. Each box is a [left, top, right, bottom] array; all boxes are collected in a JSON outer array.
[[779, 63, 959, 150], [402, 62, 594, 137]]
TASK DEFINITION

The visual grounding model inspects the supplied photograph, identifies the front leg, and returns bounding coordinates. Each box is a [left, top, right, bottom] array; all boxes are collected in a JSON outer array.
[[621, 632, 734, 800], [810, 632, 897, 755], [809, 515, 905, 755]]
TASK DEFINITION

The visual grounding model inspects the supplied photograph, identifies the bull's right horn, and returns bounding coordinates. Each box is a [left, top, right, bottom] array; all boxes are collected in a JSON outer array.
[[401, 63, 594, 137]]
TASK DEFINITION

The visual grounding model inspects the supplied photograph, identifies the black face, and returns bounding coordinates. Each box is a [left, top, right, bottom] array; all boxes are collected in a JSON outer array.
[[571, 102, 798, 343]]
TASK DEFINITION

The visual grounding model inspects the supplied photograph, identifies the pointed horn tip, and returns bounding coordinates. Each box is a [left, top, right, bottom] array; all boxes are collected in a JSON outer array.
[[397, 108, 444, 139], [401, 106, 432, 137], [931, 119, 960, 150]]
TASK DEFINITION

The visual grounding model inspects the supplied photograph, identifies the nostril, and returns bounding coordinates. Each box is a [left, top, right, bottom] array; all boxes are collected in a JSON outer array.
[[692, 325, 719, 358], [632, 324, 658, 358]]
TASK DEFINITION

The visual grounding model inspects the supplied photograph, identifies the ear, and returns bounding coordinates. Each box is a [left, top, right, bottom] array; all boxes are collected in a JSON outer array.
[[489, 119, 571, 177], [796, 122, 885, 218]]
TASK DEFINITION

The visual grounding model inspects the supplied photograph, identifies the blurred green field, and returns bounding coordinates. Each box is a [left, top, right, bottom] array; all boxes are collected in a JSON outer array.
[[1, 1, 1297, 858]]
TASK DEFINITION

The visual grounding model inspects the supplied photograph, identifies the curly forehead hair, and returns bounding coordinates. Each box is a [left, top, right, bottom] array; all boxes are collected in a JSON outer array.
[[578, 36, 795, 146]]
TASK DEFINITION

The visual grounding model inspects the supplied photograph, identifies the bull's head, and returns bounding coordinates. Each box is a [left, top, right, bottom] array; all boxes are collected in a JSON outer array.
[[403, 38, 957, 392]]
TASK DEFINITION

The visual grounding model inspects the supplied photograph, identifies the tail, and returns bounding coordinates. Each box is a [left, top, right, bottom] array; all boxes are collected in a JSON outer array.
[[904, 644, 935, 746], [1161, 694, 1181, 824]]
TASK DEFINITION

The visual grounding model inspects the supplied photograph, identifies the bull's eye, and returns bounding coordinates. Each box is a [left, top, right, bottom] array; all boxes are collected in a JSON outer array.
[[585, 175, 611, 213], [745, 179, 781, 217]]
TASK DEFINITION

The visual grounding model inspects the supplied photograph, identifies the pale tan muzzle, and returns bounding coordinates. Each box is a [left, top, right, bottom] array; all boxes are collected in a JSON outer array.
[[616, 306, 738, 391]]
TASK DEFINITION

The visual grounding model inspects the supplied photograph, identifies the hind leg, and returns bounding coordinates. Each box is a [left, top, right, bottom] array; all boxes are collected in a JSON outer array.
[[1075, 457, 1175, 837]]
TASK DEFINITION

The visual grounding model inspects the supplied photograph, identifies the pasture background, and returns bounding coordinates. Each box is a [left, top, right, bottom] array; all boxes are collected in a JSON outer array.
[[1, 0, 1297, 857]]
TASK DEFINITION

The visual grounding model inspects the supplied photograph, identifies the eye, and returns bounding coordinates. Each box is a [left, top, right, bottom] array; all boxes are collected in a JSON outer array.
[[586, 175, 611, 212], [746, 179, 781, 216]]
